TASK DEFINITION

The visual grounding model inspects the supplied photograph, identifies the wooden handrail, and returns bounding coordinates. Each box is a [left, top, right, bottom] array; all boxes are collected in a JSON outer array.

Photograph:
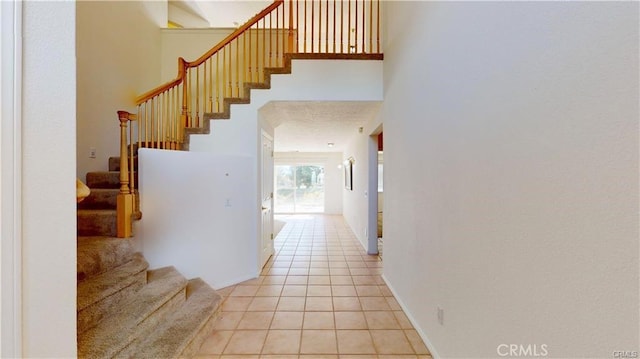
[[135, 0, 283, 106], [136, 57, 187, 105]]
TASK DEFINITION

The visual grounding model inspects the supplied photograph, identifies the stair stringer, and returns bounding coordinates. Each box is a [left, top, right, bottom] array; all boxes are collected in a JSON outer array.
[[137, 58, 383, 289]]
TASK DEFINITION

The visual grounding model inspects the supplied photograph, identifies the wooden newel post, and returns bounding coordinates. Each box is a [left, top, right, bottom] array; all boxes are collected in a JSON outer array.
[[117, 111, 134, 238]]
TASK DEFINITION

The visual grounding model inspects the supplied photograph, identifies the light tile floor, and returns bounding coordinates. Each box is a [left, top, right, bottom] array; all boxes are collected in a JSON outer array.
[[196, 214, 431, 359]]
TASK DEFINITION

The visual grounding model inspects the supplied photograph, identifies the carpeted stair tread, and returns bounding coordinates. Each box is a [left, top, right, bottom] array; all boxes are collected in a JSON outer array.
[[86, 171, 137, 189], [77, 188, 119, 210], [78, 267, 188, 357], [77, 253, 148, 333], [116, 278, 223, 359], [77, 209, 117, 237], [77, 237, 135, 281], [109, 156, 138, 172]]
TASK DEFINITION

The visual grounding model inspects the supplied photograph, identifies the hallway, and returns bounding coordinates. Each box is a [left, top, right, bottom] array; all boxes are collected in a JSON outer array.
[[196, 215, 431, 358]]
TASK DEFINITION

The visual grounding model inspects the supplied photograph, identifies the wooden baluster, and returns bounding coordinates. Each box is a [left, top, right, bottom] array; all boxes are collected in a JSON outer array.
[[355, 0, 358, 53], [296, 0, 299, 53], [340, 0, 344, 53], [275, 6, 279, 66], [376, 0, 380, 53], [304, 0, 307, 52], [325, 0, 329, 52], [288, 0, 294, 53], [361, 0, 365, 53], [333, 0, 336, 53], [311, 0, 315, 52], [347, 0, 351, 53], [369, 0, 373, 53]]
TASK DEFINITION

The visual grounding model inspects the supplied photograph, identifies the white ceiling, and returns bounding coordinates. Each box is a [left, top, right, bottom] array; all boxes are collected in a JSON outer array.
[[169, 0, 272, 28], [260, 101, 382, 153]]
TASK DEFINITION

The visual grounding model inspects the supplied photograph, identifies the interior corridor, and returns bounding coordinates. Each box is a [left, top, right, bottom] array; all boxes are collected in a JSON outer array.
[[196, 214, 431, 358]]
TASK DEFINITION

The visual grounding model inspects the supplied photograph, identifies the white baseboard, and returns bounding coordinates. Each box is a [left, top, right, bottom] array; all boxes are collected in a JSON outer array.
[[382, 274, 441, 359], [213, 272, 260, 290]]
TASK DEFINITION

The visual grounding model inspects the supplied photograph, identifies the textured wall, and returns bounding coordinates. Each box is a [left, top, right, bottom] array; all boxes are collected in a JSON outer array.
[[382, 2, 639, 357], [22, 1, 77, 356]]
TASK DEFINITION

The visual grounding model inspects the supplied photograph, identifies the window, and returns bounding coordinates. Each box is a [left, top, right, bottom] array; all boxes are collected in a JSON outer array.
[[275, 164, 325, 213]]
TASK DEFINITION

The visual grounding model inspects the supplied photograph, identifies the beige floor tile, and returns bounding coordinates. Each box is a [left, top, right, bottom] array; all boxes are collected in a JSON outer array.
[[347, 262, 367, 269], [286, 276, 309, 285], [256, 285, 284, 297], [214, 312, 244, 330], [334, 312, 367, 329], [359, 297, 391, 311], [237, 312, 275, 329], [241, 277, 266, 286], [329, 268, 351, 275], [349, 268, 372, 276], [385, 297, 402, 311], [198, 330, 234, 354], [277, 297, 306, 312], [377, 355, 419, 359], [262, 276, 287, 285], [392, 311, 413, 329], [379, 285, 393, 297], [330, 276, 353, 285], [193, 355, 220, 359], [223, 297, 253, 312], [262, 330, 302, 354], [331, 286, 357, 297], [305, 297, 334, 311], [303, 312, 335, 329], [231, 286, 260, 297], [291, 261, 311, 268], [355, 286, 383, 297], [329, 262, 349, 268], [336, 330, 376, 354], [370, 330, 414, 354], [351, 276, 377, 285], [271, 312, 304, 329], [299, 355, 337, 359], [363, 311, 400, 329], [308, 276, 331, 285], [300, 330, 338, 354], [247, 297, 280, 311], [332, 297, 362, 311], [261, 355, 299, 359], [265, 268, 290, 276], [339, 355, 378, 359], [307, 285, 332, 297], [220, 355, 260, 359], [217, 286, 236, 297], [289, 268, 310, 276], [224, 330, 268, 354], [282, 285, 307, 297], [404, 330, 430, 355]]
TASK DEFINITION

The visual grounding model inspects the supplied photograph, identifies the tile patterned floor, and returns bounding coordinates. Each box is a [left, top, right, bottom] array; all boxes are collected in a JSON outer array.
[[196, 214, 431, 359]]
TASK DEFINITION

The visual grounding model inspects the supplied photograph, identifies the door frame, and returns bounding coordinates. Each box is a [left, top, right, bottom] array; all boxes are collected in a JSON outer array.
[[1, 1, 23, 356], [367, 125, 383, 254], [260, 129, 275, 268]]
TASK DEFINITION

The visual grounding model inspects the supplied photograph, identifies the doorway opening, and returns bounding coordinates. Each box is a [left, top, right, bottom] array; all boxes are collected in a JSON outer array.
[[275, 164, 325, 213]]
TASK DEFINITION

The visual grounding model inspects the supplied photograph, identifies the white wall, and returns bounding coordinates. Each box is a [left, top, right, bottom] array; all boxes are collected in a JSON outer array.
[[274, 152, 344, 214], [76, 1, 164, 178], [138, 149, 256, 288], [382, 2, 639, 358], [160, 28, 235, 83], [342, 113, 381, 253], [21, 1, 77, 356]]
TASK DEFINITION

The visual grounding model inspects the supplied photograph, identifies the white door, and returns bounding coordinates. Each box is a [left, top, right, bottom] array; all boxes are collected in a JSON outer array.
[[260, 131, 274, 268]]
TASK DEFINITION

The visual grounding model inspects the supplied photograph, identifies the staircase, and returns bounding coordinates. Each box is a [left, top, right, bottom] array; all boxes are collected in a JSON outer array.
[[77, 152, 222, 358]]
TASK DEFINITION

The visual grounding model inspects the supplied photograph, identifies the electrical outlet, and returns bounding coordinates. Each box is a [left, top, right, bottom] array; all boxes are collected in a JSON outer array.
[[437, 307, 444, 325], [89, 147, 97, 159]]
